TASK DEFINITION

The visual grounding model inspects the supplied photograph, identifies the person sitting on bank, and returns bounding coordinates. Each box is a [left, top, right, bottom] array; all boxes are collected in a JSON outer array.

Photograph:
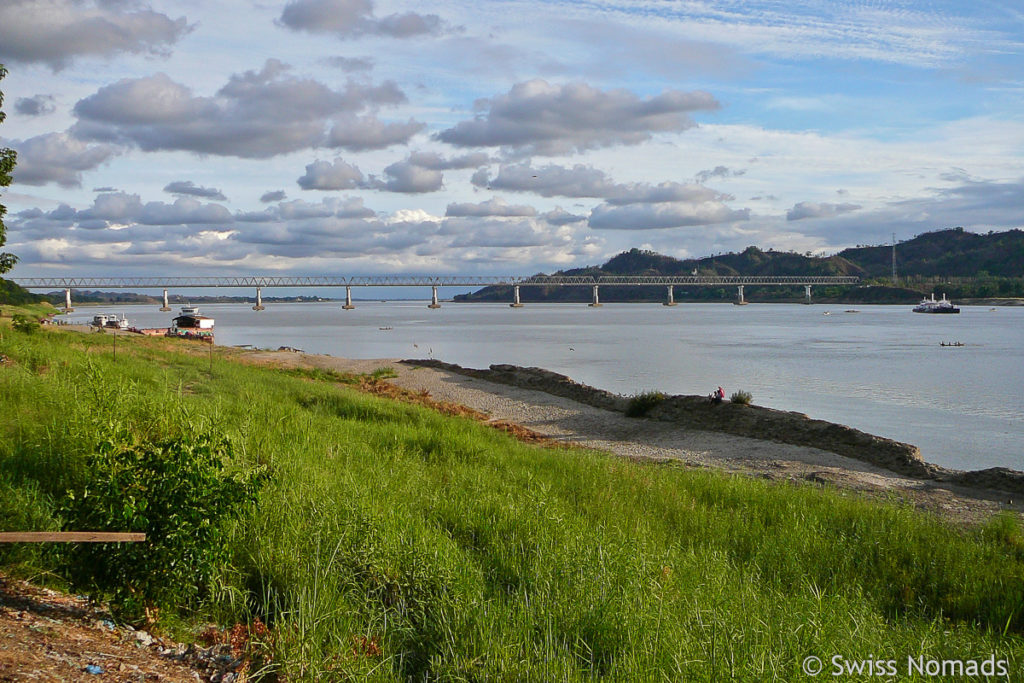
[[710, 386, 725, 404]]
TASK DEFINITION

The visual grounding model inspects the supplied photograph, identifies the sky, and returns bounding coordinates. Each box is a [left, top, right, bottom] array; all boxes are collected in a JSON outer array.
[[1, 0, 1023, 279]]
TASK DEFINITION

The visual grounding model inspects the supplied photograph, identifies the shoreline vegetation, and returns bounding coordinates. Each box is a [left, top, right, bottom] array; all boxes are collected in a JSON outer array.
[[402, 359, 1024, 496], [1, 308, 1023, 679]]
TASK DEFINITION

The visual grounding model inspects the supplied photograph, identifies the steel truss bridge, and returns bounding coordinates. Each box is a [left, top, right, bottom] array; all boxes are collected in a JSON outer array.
[[12, 274, 861, 310], [12, 275, 860, 288]]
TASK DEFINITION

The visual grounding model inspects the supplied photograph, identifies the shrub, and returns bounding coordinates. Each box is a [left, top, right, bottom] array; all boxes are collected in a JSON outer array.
[[58, 430, 268, 620], [10, 314, 38, 334], [370, 366, 398, 380], [625, 390, 667, 417], [730, 390, 753, 405]]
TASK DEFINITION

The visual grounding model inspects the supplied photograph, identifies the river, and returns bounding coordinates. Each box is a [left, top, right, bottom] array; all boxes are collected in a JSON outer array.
[[94, 301, 1023, 472]]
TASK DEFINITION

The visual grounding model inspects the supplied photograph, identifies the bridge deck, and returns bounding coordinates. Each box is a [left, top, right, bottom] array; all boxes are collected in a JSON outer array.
[[13, 275, 860, 289]]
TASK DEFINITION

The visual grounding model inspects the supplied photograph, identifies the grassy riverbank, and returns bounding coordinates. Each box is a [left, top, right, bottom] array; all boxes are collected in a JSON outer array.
[[1, 315, 1023, 680]]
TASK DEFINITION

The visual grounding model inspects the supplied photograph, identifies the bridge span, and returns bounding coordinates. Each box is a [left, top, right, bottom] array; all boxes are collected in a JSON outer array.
[[12, 274, 861, 311]]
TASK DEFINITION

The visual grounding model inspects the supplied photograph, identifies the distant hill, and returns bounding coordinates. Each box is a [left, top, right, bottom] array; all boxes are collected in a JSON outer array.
[[456, 228, 1024, 304], [839, 227, 1024, 278]]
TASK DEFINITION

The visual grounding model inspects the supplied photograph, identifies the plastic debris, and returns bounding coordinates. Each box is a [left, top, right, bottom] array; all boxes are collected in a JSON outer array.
[[84, 664, 103, 675]]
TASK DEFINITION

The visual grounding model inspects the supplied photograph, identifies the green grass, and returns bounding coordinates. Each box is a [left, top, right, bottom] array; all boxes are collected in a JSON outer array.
[[1, 315, 1023, 680]]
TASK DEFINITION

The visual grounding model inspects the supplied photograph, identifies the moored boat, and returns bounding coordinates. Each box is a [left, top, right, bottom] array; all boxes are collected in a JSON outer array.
[[913, 293, 960, 314], [167, 305, 215, 342], [91, 313, 129, 329]]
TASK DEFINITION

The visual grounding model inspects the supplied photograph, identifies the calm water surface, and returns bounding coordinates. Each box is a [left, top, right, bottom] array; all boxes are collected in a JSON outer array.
[[102, 301, 1023, 471]]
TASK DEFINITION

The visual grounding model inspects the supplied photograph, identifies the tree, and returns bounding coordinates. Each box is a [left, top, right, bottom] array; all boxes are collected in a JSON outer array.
[[0, 63, 18, 275]]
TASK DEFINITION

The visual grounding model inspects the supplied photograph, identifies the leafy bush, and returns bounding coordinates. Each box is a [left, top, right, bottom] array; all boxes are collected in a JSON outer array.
[[730, 390, 753, 405], [58, 430, 268, 620], [10, 314, 38, 334], [625, 390, 667, 417]]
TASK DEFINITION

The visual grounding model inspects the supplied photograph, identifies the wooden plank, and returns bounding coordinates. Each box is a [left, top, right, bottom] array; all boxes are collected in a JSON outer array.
[[0, 532, 146, 543]]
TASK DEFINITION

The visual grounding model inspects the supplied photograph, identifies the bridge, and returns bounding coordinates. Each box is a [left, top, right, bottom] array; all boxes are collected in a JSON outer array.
[[11, 275, 861, 311]]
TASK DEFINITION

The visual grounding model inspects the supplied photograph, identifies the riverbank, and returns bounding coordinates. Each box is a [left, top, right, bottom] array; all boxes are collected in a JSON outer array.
[[237, 349, 1023, 524], [3, 323, 1024, 679]]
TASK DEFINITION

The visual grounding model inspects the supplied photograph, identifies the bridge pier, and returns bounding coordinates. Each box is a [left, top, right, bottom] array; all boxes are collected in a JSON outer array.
[[253, 287, 265, 311], [735, 285, 747, 306], [428, 285, 441, 309], [63, 288, 74, 313], [160, 288, 171, 311], [804, 284, 813, 304], [510, 284, 523, 308], [342, 286, 355, 310], [663, 285, 677, 306], [588, 284, 602, 307]]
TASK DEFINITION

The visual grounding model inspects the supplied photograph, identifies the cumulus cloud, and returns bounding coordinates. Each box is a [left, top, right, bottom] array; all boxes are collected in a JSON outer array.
[[14, 95, 56, 116], [445, 197, 536, 218], [297, 158, 366, 190], [370, 160, 443, 193], [323, 56, 374, 71], [0, 0, 191, 70], [605, 182, 729, 205], [474, 163, 730, 208], [326, 115, 424, 151], [473, 162, 617, 197], [589, 202, 750, 230], [695, 165, 745, 183], [163, 180, 227, 201], [13, 192, 231, 232], [364, 151, 491, 194], [137, 197, 233, 226], [71, 60, 420, 158], [439, 217, 557, 248], [786, 201, 862, 221], [542, 207, 587, 225], [8, 132, 120, 187], [260, 190, 287, 203], [436, 79, 719, 155], [406, 151, 490, 170], [279, 0, 447, 39]]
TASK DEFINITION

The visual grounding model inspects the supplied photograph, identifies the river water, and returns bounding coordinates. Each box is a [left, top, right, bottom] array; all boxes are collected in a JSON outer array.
[[100, 301, 1023, 472]]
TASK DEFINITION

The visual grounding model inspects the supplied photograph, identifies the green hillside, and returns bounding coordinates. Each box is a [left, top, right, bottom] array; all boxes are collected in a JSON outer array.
[[456, 228, 1024, 303], [840, 227, 1024, 278]]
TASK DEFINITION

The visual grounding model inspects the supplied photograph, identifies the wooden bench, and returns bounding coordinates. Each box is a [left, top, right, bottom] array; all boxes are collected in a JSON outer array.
[[0, 532, 146, 543]]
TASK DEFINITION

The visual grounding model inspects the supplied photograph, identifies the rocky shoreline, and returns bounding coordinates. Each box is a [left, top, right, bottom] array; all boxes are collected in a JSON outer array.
[[404, 359, 1024, 497]]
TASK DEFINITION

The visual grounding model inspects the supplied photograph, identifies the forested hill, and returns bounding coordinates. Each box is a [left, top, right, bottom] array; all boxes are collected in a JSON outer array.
[[455, 228, 1024, 303], [838, 227, 1024, 278]]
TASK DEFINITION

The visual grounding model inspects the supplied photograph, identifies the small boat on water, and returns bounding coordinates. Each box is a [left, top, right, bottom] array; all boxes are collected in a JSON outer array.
[[913, 293, 960, 314], [940, 341, 965, 347], [167, 305, 215, 342], [92, 313, 129, 329]]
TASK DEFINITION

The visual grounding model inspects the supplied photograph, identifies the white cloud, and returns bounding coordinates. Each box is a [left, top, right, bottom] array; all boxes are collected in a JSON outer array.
[[0, 0, 191, 70], [436, 79, 718, 155]]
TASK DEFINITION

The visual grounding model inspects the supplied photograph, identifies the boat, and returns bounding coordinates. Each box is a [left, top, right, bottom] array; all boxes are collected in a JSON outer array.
[[167, 305, 215, 342], [91, 313, 129, 330], [913, 293, 960, 314], [940, 341, 965, 347]]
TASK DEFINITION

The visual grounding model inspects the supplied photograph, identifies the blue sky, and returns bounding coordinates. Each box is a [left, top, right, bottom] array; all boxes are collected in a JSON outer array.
[[1, 0, 1022, 277]]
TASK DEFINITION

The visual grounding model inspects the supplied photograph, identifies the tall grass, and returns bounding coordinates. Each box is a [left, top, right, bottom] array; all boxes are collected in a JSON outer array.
[[1, 318, 1022, 680]]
